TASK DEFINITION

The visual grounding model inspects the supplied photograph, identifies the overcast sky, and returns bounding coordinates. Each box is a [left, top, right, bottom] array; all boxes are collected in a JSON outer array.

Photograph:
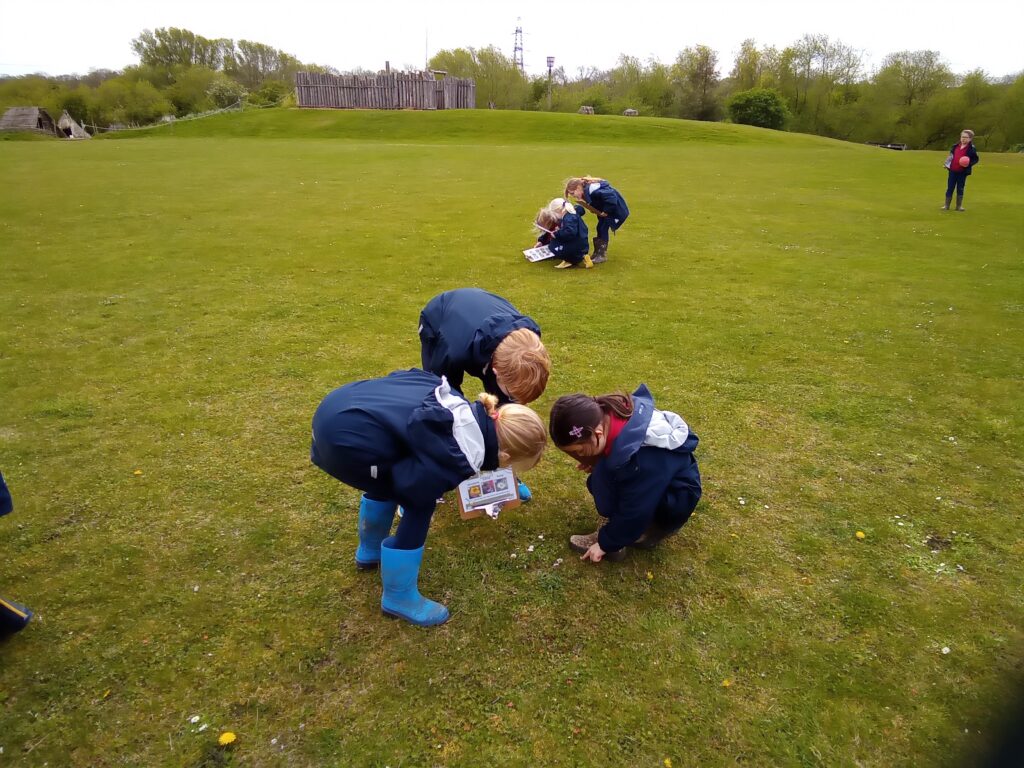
[[2, 0, 1021, 79]]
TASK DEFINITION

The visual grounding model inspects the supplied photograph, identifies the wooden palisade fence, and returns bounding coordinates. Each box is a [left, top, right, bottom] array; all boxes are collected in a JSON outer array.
[[295, 72, 475, 110]]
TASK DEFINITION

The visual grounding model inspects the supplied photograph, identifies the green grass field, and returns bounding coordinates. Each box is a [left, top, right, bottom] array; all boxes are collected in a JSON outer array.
[[1, 109, 1022, 767]]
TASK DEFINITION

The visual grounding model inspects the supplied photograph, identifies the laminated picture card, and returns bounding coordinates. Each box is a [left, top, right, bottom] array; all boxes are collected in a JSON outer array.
[[456, 468, 521, 520], [523, 245, 556, 262]]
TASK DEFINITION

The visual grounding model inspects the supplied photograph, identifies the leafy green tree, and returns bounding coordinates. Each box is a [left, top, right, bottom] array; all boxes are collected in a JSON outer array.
[[207, 74, 247, 108], [727, 88, 788, 129], [672, 45, 721, 120], [730, 39, 762, 92], [876, 51, 953, 107], [131, 28, 232, 72], [226, 40, 301, 91], [165, 66, 218, 115], [429, 47, 529, 109], [92, 77, 171, 126]]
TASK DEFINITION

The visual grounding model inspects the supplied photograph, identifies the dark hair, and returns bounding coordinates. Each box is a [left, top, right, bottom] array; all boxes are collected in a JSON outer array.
[[549, 393, 633, 446]]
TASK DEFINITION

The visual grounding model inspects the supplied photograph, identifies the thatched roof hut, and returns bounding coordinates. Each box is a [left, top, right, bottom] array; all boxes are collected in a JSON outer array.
[[0, 106, 58, 135], [57, 110, 90, 139]]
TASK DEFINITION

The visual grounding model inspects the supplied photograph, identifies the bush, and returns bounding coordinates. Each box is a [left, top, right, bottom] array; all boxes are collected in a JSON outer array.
[[727, 88, 788, 130]]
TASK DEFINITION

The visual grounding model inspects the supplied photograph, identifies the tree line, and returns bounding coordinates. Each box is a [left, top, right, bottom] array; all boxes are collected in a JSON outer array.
[[430, 36, 1023, 151], [0, 27, 339, 129], [1, 27, 1021, 150]]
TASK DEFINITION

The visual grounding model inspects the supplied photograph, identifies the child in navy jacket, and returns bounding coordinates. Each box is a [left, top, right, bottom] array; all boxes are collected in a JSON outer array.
[[311, 369, 546, 625], [1, 471, 33, 633], [549, 385, 701, 563], [534, 198, 592, 270], [419, 288, 550, 406], [565, 177, 629, 264]]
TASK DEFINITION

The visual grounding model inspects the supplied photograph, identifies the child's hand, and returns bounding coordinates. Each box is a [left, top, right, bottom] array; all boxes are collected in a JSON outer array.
[[575, 462, 593, 474], [581, 542, 606, 563]]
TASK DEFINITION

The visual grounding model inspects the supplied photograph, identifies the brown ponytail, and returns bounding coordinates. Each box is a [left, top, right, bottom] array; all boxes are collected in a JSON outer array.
[[548, 392, 633, 447]]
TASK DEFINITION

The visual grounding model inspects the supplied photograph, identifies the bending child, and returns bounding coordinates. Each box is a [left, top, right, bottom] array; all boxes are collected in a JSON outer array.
[[549, 385, 701, 563], [311, 369, 546, 625], [534, 198, 592, 270], [1, 471, 33, 634], [564, 177, 629, 264], [419, 287, 550, 501]]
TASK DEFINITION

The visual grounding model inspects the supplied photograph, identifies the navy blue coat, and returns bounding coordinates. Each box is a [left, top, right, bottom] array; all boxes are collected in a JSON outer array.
[[419, 288, 541, 403], [583, 181, 630, 231], [540, 204, 590, 261], [0, 471, 11, 516], [587, 385, 701, 553], [949, 142, 980, 176], [311, 369, 499, 514]]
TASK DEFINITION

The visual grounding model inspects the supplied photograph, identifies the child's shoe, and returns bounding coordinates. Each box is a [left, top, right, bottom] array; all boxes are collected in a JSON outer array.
[[554, 260, 575, 269], [583, 254, 594, 269], [517, 481, 532, 502], [568, 530, 626, 561]]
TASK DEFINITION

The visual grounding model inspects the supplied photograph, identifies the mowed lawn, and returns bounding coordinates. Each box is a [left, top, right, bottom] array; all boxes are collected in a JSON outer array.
[[1, 110, 1022, 767]]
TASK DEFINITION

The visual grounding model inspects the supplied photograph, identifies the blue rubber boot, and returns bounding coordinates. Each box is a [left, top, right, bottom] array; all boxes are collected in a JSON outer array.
[[0, 595, 32, 633], [379, 537, 449, 626], [354, 496, 397, 570], [517, 481, 532, 502]]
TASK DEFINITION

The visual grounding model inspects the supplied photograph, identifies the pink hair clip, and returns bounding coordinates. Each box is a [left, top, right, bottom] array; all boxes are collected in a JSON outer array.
[[569, 425, 583, 438]]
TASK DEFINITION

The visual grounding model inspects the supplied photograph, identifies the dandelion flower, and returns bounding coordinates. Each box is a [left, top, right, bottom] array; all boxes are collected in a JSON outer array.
[[218, 731, 237, 746], [665, 760, 673, 768], [855, 531, 866, 540], [646, 571, 654, 581], [722, 679, 732, 687]]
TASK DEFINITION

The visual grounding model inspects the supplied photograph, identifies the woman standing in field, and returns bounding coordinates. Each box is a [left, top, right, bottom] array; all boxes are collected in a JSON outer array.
[[942, 129, 980, 211]]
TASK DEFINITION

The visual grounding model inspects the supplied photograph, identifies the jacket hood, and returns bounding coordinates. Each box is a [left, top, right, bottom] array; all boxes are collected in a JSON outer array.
[[604, 384, 694, 469]]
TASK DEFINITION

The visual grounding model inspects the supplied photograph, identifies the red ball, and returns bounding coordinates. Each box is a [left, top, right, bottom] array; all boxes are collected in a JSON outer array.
[[959, 156, 970, 168]]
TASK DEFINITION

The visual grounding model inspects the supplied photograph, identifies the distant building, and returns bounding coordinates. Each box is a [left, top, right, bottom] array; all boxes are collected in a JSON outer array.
[[0, 106, 57, 135], [57, 110, 90, 139]]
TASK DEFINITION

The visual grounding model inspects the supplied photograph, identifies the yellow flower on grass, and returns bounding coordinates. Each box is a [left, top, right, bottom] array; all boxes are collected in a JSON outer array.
[[664, 759, 673, 768], [855, 531, 866, 540], [646, 571, 654, 581], [218, 731, 237, 746], [721, 679, 732, 687], [133, 469, 143, 476]]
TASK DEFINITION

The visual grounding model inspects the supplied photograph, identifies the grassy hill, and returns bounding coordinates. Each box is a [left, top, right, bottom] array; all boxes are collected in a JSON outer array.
[[1, 109, 1022, 767], [101, 105, 849, 147]]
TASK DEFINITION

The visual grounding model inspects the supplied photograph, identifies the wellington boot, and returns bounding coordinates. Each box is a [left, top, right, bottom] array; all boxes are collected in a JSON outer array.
[[630, 522, 674, 550], [569, 530, 626, 561], [379, 537, 450, 626], [592, 238, 609, 263], [941, 196, 952, 210], [955, 194, 965, 211], [517, 481, 532, 502], [0, 595, 33, 633], [354, 496, 397, 570]]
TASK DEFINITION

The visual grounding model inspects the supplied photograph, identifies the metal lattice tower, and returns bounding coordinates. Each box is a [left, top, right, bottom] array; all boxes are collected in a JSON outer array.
[[513, 18, 524, 74]]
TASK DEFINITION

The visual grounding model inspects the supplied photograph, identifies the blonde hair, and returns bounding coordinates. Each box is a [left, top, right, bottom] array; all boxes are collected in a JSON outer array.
[[492, 328, 550, 404], [477, 393, 547, 473], [961, 129, 974, 139]]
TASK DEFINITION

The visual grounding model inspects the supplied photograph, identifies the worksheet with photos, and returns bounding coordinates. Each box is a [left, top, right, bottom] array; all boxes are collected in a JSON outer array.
[[457, 468, 518, 510], [523, 245, 556, 262]]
